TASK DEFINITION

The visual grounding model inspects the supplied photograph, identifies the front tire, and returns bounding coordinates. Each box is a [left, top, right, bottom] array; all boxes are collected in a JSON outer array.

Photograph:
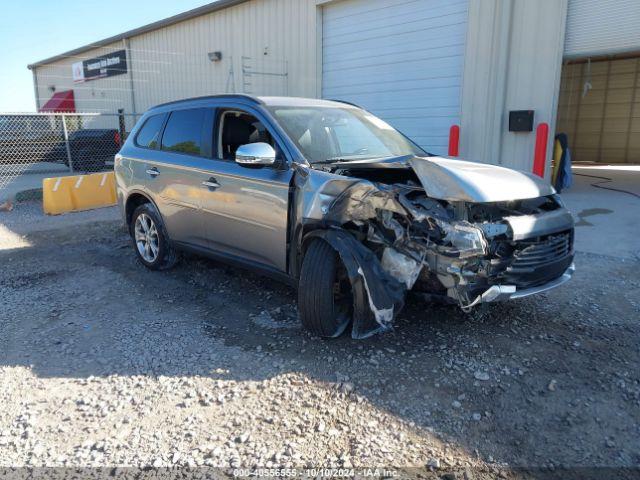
[[298, 238, 379, 339], [130, 203, 177, 270]]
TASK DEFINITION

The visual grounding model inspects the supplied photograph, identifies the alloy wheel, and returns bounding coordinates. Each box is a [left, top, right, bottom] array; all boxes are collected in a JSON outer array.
[[134, 213, 159, 263]]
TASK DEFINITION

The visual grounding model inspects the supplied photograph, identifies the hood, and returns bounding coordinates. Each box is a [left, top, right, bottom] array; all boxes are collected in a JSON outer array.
[[408, 157, 555, 202], [328, 155, 555, 203]]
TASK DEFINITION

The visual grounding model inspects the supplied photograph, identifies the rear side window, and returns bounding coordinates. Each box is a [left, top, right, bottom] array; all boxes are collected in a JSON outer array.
[[161, 109, 206, 156], [135, 114, 165, 149]]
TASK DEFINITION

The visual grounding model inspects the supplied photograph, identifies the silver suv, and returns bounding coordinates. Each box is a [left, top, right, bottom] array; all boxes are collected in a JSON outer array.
[[115, 95, 574, 339]]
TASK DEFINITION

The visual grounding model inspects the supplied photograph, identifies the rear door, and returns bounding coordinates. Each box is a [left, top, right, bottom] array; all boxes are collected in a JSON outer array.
[[198, 104, 293, 273], [133, 108, 213, 248]]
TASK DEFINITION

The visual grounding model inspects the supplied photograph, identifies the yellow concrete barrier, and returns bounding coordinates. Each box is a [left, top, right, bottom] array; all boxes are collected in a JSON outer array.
[[43, 171, 116, 215]]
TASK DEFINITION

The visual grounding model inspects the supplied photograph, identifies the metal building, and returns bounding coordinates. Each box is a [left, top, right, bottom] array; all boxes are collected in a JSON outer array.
[[28, 0, 640, 173]]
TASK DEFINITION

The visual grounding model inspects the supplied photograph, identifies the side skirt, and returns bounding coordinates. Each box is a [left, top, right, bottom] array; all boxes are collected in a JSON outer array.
[[172, 241, 298, 288]]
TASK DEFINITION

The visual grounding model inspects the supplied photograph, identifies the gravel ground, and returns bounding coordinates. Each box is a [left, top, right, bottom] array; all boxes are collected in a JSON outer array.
[[1, 201, 639, 478]]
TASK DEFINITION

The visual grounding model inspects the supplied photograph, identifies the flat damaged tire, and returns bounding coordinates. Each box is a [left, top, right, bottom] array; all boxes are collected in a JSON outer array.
[[298, 239, 354, 338], [130, 203, 178, 271]]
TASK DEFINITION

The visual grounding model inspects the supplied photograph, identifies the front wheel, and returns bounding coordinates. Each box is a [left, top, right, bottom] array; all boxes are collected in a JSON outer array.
[[298, 239, 352, 337], [298, 238, 376, 338], [130, 203, 178, 270]]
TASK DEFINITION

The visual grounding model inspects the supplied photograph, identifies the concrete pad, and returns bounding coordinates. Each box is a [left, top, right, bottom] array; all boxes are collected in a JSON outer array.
[[0, 161, 115, 202], [561, 166, 640, 260], [0, 162, 70, 201]]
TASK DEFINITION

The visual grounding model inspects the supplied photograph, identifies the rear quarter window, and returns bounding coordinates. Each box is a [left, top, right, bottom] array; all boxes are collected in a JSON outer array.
[[135, 114, 165, 149]]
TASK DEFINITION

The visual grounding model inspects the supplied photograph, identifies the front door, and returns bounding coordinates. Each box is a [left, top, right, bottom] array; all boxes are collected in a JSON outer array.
[[198, 107, 292, 273]]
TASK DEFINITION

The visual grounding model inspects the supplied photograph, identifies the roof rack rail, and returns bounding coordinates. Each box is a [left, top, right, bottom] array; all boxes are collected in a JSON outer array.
[[151, 94, 263, 109], [328, 99, 363, 109]]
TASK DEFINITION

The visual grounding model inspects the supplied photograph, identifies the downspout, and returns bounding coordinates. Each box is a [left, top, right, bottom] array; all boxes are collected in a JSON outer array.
[[546, 0, 570, 180], [315, 4, 324, 99], [492, 0, 513, 165], [123, 38, 137, 118], [31, 67, 40, 111]]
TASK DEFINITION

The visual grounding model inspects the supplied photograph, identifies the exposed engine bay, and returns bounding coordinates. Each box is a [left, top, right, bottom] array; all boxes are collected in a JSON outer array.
[[295, 156, 575, 339]]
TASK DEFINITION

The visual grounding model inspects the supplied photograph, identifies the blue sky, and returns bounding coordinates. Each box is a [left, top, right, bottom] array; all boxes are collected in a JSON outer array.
[[0, 0, 211, 112]]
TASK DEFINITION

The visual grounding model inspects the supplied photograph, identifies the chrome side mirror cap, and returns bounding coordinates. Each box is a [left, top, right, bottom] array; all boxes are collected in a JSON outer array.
[[235, 142, 276, 166]]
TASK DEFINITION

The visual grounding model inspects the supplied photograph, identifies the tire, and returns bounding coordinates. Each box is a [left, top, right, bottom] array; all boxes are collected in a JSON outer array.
[[130, 203, 178, 270], [299, 239, 370, 338]]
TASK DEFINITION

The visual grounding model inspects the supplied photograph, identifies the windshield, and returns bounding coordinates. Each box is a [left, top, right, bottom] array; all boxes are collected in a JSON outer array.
[[267, 106, 426, 164]]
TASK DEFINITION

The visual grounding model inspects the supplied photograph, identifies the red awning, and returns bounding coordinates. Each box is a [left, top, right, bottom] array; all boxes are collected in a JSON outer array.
[[40, 90, 75, 113]]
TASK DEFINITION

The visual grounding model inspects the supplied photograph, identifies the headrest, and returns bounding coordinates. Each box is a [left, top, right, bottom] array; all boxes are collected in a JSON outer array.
[[222, 115, 255, 145]]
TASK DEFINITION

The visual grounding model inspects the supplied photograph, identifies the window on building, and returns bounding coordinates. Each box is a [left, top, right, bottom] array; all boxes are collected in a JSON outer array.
[[161, 109, 207, 156], [135, 114, 165, 149]]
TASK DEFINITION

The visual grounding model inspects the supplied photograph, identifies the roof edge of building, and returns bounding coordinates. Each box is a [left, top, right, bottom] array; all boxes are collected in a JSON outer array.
[[27, 0, 249, 69]]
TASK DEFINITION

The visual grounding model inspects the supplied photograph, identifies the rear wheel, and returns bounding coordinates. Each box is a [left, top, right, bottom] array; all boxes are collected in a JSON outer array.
[[298, 239, 356, 338], [130, 203, 178, 270]]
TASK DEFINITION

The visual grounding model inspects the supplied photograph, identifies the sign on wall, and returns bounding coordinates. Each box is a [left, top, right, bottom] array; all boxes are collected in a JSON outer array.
[[72, 50, 127, 83]]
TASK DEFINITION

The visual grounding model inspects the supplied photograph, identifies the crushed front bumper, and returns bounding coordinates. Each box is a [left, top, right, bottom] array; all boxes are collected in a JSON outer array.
[[467, 263, 575, 308]]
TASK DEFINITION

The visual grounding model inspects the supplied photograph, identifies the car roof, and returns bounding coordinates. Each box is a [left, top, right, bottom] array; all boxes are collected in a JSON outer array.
[[149, 94, 358, 111], [258, 96, 357, 108]]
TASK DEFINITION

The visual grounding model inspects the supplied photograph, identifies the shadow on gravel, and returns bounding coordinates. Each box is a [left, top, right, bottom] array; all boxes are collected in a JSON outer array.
[[1, 221, 639, 471]]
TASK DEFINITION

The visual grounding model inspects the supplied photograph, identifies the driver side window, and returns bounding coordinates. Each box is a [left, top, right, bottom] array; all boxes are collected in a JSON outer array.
[[217, 110, 278, 161]]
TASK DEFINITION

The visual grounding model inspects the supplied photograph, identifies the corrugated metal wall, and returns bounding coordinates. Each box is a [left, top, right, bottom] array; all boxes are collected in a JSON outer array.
[[460, 0, 568, 174], [556, 57, 640, 163], [565, 0, 640, 58], [498, 0, 568, 172], [33, 0, 600, 173], [34, 0, 319, 119], [130, 0, 319, 112]]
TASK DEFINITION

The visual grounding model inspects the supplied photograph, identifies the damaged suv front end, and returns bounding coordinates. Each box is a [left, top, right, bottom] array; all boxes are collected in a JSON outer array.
[[273, 103, 575, 339]]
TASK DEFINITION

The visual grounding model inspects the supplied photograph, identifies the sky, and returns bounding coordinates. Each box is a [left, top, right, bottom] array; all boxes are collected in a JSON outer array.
[[0, 0, 212, 112]]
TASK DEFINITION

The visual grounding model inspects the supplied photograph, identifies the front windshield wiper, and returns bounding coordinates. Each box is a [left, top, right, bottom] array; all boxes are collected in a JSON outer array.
[[311, 154, 390, 165], [311, 154, 417, 166], [311, 158, 353, 165]]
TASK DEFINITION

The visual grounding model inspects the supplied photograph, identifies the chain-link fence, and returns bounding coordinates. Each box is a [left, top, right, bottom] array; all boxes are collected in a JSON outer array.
[[0, 112, 140, 202]]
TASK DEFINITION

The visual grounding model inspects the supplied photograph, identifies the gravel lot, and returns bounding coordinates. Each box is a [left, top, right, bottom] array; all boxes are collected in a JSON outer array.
[[1, 201, 639, 478]]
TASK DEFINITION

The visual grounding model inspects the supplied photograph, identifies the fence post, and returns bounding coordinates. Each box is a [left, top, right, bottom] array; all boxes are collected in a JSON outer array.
[[62, 114, 74, 173], [117, 108, 126, 146]]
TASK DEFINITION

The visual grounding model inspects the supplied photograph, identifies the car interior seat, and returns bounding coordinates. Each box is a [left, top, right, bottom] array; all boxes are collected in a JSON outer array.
[[221, 115, 255, 160]]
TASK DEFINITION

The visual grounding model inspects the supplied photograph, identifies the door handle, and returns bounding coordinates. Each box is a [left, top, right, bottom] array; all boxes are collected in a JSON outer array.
[[202, 178, 220, 189], [146, 168, 160, 177]]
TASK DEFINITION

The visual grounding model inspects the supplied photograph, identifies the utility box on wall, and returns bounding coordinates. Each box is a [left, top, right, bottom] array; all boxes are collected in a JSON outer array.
[[509, 110, 535, 132]]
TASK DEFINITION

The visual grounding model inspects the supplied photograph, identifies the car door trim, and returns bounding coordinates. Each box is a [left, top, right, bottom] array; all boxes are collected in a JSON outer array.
[[197, 206, 278, 231]]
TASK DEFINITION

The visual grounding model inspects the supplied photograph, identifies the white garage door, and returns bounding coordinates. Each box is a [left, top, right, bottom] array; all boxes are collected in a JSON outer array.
[[565, 0, 640, 58], [322, 0, 469, 156]]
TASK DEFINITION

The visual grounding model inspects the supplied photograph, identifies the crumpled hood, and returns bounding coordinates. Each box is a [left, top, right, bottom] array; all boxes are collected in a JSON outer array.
[[329, 155, 555, 202], [408, 156, 555, 202]]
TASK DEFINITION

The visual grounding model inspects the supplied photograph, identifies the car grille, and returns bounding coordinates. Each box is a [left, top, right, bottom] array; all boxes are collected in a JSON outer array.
[[498, 230, 574, 288], [510, 232, 572, 271]]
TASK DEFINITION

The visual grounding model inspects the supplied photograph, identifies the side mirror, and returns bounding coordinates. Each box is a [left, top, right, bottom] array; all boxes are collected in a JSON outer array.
[[235, 142, 276, 166]]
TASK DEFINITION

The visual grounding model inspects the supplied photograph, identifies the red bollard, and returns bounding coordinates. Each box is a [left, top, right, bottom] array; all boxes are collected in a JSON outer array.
[[533, 123, 549, 178], [448, 125, 460, 157]]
